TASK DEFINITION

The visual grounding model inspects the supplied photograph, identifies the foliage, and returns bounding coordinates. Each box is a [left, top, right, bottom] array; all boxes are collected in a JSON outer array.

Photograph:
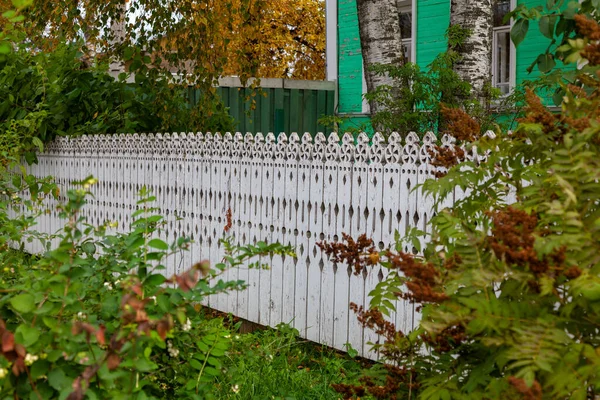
[[320, 11, 600, 400], [0, 163, 292, 399], [363, 45, 524, 137], [0, 0, 31, 55], [0, 43, 234, 163], [221, 0, 325, 80], [1, 0, 325, 82], [508, 0, 598, 74]]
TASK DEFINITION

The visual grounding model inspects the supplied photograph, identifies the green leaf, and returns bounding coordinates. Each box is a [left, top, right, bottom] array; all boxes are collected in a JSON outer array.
[[190, 359, 203, 370], [10, 293, 35, 313], [344, 342, 359, 358], [539, 15, 557, 39], [147, 239, 168, 250], [536, 53, 556, 73], [81, 242, 96, 254], [0, 42, 11, 54], [15, 325, 40, 347], [48, 368, 69, 390], [522, 368, 535, 388], [207, 356, 222, 368], [578, 281, 600, 301], [555, 16, 569, 36], [43, 316, 58, 330], [197, 340, 210, 353], [145, 274, 166, 287], [552, 88, 565, 106], [24, 151, 37, 165], [203, 366, 220, 376], [123, 47, 134, 61], [511, 19, 529, 47], [563, 1, 579, 19], [185, 380, 196, 391], [30, 360, 50, 380]]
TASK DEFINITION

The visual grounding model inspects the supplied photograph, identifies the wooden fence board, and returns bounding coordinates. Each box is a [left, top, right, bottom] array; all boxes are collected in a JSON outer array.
[[21, 130, 486, 359]]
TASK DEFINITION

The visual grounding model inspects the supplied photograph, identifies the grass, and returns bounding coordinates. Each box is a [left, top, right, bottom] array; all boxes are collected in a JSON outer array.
[[207, 314, 368, 399]]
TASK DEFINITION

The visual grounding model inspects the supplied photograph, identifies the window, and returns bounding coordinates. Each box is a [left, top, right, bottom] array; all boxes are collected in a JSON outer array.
[[493, 0, 513, 95], [398, 0, 413, 62]]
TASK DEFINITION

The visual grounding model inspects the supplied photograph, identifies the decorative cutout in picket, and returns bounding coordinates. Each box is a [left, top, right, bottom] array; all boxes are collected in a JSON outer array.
[[22, 131, 488, 359]]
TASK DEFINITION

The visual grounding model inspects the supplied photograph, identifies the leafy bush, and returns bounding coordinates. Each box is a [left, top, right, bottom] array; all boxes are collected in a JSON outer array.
[[321, 11, 600, 400], [0, 43, 234, 163], [362, 28, 525, 137], [0, 163, 291, 399]]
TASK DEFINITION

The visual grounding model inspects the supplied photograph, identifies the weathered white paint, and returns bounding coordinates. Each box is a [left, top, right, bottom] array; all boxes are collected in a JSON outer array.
[[217, 76, 336, 90], [20, 131, 491, 359]]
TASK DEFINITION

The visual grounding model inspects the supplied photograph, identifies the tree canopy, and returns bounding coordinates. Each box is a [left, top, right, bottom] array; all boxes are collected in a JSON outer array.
[[1, 0, 325, 82]]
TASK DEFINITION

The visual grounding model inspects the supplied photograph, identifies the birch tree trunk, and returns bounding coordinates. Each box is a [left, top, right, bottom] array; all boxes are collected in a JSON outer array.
[[109, 2, 127, 77], [448, 0, 493, 102], [356, 0, 404, 128]]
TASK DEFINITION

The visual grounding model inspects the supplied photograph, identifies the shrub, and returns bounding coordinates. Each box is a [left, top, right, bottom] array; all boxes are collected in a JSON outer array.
[[0, 163, 291, 399], [0, 43, 235, 163], [321, 11, 600, 400]]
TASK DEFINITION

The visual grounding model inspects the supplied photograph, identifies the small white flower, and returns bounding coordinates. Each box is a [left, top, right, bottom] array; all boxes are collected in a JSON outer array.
[[24, 354, 39, 366], [232, 384, 240, 394], [0, 368, 7, 379], [181, 318, 191, 332], [103, 282, 113, 290], [148, 296, 157, 303], [167, 341, 179, 357], [76, 311, 87, 320]]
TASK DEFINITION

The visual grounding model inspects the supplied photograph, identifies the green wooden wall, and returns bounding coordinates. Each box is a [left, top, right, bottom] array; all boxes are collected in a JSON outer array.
[[188, 86, 335, 135], [415, 0, 449, 68], [336, 0, 561, 124], [338, 0, 364, 114]]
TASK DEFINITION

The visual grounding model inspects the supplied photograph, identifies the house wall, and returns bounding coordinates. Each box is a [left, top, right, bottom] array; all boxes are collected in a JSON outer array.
[[415, 0, 449, 68], [334, 0, 559, 130], [337, 0, 364, 115]]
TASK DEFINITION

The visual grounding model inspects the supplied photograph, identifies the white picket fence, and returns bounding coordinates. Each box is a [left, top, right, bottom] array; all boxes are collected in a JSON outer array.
[[20, 131, 482, 359]]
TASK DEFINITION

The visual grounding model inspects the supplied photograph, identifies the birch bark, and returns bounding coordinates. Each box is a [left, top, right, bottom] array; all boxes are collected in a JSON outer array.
[[448, 0, 494, 102], [356, 0, 404, 128], [109, 2, 127, 77]]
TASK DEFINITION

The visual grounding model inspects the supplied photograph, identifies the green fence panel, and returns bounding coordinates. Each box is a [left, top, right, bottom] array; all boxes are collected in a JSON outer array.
[[316, 90, 328, 133], [189, 84, 334, 136], [289, 89, 301, 134], [274, 89, 285, 135]]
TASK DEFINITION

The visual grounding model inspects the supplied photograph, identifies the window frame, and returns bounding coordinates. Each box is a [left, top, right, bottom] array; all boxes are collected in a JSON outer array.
[[397, 0, 414, 63], [491, 0, 516, 96]]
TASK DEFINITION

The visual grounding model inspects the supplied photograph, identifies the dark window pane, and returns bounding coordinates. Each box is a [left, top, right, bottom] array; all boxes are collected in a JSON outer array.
[[399, 12, 412, 39], [493, 0, 510, 27]]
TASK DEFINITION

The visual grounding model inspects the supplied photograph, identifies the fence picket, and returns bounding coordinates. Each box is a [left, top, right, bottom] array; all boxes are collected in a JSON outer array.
[[22, 131, 480, 360]]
